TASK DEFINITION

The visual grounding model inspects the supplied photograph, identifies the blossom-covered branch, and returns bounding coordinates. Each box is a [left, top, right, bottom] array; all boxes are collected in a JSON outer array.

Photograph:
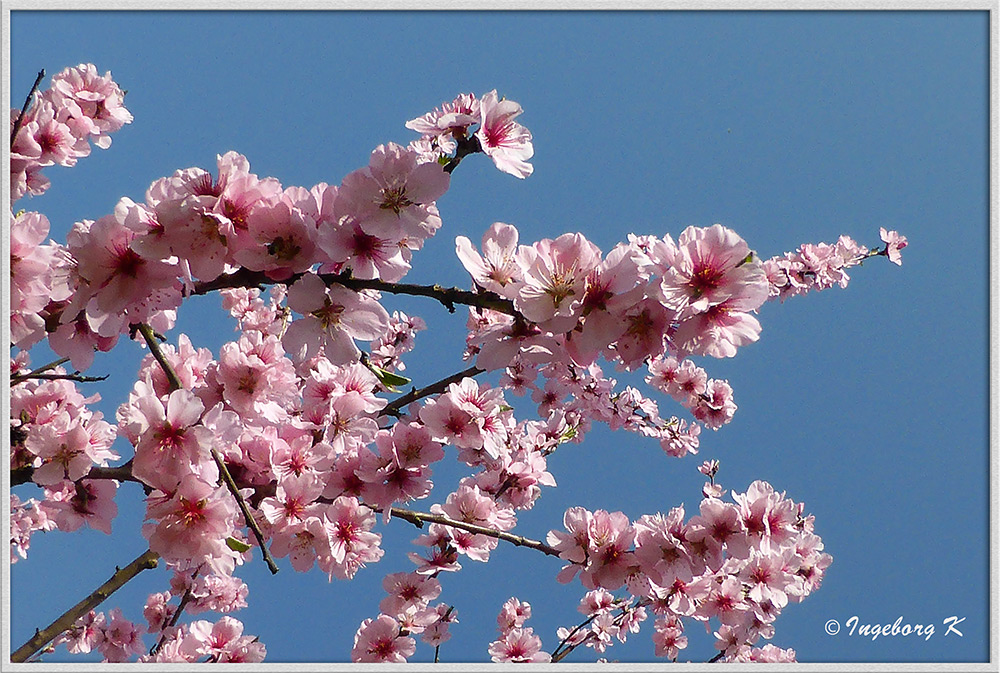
[[11, 548, 159, 663]]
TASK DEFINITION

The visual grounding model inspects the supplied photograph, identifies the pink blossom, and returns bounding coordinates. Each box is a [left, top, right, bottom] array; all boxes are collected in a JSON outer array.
[[476, 90, 534, 178], [98, 608, 145, 662], [880, 227, 908, 265], [129, 387, 218, 492], [380, 572, 442, 616], [513, 232, 602, 332], [488, 627, 550, 662], [54, 610, 106, 654], [497, 597, 532, 634], [283, 273, 390, 363], [40, 479, 118, 534], [455, 221, 522, 295], [351, 615, 415, 662], [652, 616, 688, 659], [659, 224, 768, 316]]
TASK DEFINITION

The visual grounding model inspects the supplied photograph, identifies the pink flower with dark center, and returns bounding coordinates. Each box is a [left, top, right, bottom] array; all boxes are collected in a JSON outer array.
[[475, 90, 534, 178], [880, 227, 908, 265], [660, 224, 768, 316], [351, 615, 415, 662], [488, 627, 550, 663], [284, 273, 390, 364]]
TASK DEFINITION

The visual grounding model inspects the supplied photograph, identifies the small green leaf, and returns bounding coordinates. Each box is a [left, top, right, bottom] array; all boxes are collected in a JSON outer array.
[[367, 364, 412, 393], [226, 536, 251, 553]]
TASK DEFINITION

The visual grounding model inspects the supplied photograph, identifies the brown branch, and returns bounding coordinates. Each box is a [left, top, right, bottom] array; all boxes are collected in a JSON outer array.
[[210, 448, 279, 575], [10, 356, 71, 385], [135, 322, 278, 574], [443, 134, 483, 174], [190, 269, 518, 316], [380, 365, 484, 417], [10, 69, 45, 147], [11, 462, 141, 488], [134, 322, 183, 391], [11, 548, 159, 663], [381, 505, 561, 557], [14, 372, 109, 383]]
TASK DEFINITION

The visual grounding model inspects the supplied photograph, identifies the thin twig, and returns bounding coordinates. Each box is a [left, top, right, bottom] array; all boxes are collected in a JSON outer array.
[[210, 448, 280, 575], [150, 565, 202, 655], [134, 323, 183, 391], [10, 356, 71, 384], [11, 462, 140, 488], [10, 69, 45, 147], [379, 505, 561, 557], [11, 548, 159, 663], [380, 365, 484, 418], [13, 372, 109, 383], [135, 322, 278, 574]]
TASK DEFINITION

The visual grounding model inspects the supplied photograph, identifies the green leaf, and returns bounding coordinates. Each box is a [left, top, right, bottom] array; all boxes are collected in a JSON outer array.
[[368, 365, 411, 393], [226, 536, 251, 553]]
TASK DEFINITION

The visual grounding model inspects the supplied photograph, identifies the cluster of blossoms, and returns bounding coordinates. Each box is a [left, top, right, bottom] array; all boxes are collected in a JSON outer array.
[[10, 65, 904, 664], [350, 572, 456, 662], [50, 605, 264, 663], [10, 64, 132, 201], [543, 477, 830, 662], [406, 90, 534, 178], [763, 227, 906, 301], [488, 598, 550, 662]]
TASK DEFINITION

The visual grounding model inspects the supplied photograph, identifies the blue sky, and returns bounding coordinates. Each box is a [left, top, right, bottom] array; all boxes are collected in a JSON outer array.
[[7, 10, 990, 664]]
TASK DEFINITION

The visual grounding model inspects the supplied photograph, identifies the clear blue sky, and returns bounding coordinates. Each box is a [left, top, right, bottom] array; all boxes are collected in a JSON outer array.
[[8, 10, 990, 664]]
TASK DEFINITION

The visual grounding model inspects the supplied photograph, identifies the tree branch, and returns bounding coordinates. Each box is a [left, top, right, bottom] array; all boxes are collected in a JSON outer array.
[[380, 505, 561, 557], [209, 448, 280, 575], [11, 548, 159, 663], [135, 322, 278, 574], [11, 462, 141, 488], [190, 269, 518, 316], [10, 69, 45, 147], [10, 356, 71, 385], [379, 365, 484, 417]]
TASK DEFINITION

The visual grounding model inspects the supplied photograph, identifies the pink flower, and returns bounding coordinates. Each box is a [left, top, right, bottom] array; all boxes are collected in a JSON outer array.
[[54, 610, 106, 654], [652, 616, 688, 659], [880, 227, 908, 265], [476, 90, 534, 178], [659, 224, 768, 317], [129, 388, 218, 492], [488, 627, 550, 662], [380, 572, 442, 617], [514, 232, 603, 332], [455, 221, 522, 295], [181, 617, 265, 662], [283, 273, 390, 363], [338, 142, 449, 241], [351, 615, 415, 662], [40, 479, 118, 534], [98, 608, 145, 662], [496, 597, 533, 634]]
